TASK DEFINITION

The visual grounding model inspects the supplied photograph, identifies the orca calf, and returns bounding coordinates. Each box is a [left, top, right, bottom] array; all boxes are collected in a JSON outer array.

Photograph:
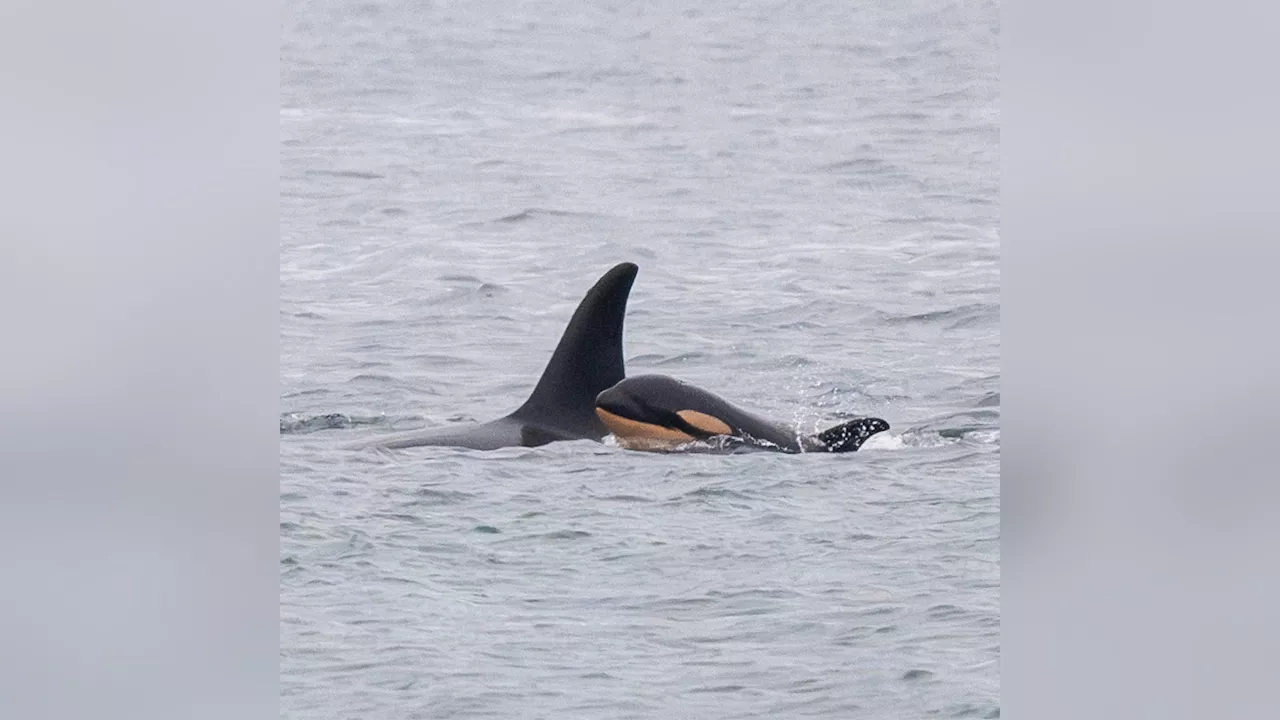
[[595, 374, 890, 453], [350, 262, 638, 451]]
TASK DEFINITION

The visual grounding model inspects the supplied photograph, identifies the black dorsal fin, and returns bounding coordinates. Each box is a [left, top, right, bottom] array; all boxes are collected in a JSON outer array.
[[509, 262, 638, 438]]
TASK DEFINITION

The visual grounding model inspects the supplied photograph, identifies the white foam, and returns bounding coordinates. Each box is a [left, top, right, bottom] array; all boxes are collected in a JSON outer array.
[[861, 432, 906, 450]]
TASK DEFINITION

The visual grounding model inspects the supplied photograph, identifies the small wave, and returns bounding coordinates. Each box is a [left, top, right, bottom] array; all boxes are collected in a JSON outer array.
[[874, 302, 998, 329], [974, 391, 1000, 407], [913, 408, 1001, 438], [282, 388, 329, 400], [305, 169, 385, 180], [673, 484, 755, 502], [490, 207, 597, 224], [654, 352, 709, 366], [895, 423, 1000, 448], [626, 351, 708, 366], [405, 487, 476, 506], [816, 156, 900, 175], [422, 284, 508, 306], [965, 429, 1001, 444], [599, 494, 656, 503], [540, 529, 591, 540], [279, 412, 404, 434], [281, 413, 358, 434], [542, 111, 663, 135], [348, 373, 397, 384]]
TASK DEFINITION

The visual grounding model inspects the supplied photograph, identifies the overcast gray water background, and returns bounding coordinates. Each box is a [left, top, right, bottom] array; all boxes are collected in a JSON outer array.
[[280, 1, 998, 717]]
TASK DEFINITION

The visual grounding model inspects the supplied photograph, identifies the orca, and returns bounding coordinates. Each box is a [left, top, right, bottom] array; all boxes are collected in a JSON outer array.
[[595, 374, 890, 453], [350, 262, 638, 451]]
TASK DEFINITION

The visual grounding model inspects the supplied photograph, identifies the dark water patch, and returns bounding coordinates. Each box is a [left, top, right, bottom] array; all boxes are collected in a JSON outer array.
[[541, 530, 591, 540], [380, 575, 422, 586], [688, 684, 747, 694], [670, 484, 755, 503], [552, 118, 664, 135], [686, 633, 745, 646], [599, 551, 650, 562], [875, 302, 998, 328], [370, 512, 423, 525], [473, 525, 501, 534], [858, 604, 904, 617], [927, 604, 968, 620], [923, 191, 995, 207], [974, 391, 1000, 407], [423, 284, 509, 306], [816, 156, 900, 175], [523, 69, 570, 80], [785, 677, 834, 694], [903, 669, 935, 681], [776, 318, 824, 331], [348, 373, 397, 384], [599, 494, 655, 503], [946, 305, 1001, 330], [351, 317, 400, 328], [405, 488, 475, 506], [306, 169, 385, 180], [940, 704, 1000, 718], [490, 207, 598, 224]]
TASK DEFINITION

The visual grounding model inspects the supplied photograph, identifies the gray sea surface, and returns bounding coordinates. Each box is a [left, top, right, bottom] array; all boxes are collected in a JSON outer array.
[[281, 1, 999, 717]]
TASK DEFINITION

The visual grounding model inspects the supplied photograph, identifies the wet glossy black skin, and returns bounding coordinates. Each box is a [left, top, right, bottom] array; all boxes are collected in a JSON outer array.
[[596, 374, 889, 453]]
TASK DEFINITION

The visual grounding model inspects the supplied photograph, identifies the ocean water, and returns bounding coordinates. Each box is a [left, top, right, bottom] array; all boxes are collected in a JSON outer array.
[[281, 1, 999, 717]]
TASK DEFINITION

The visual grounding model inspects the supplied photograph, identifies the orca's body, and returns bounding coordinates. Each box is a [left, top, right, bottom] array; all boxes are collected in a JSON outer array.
[[349, 262, 638, 451], [595, 374, 890, 454]]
